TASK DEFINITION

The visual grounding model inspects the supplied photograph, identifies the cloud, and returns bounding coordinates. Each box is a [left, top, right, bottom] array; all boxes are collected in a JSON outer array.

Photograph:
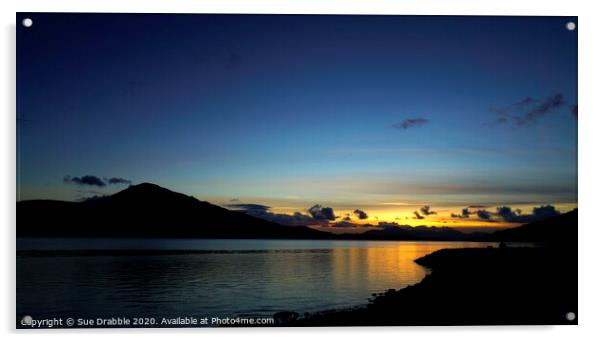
[[532, 205, 561, 220], [451, 207, 494, 221], [268, 211, 326, 226], [64, 175, 106, 187], [488, 93, 566, 127], [392, 118, 429, 130], [419, 205, 436, 216], [475, 209, 493, 221], [378, 221, 402, 228], [227, 203, 272, 212], [451, 208, 471, 218], [229, 203, 339, 226], [105, 177, 132, 185], [413, 211, 425, 220], [496, 205, 560, 223], [451, 204, 560, 223], [64, 175, 134, 187], [521, 93, 565, 124], [226, 203, 323, 226], [308, 204, 337, 221], [331, 220, 358, 228], [516, 96, 537, 107], [353, 209, 369, 220], [496, 206, 518, 221]]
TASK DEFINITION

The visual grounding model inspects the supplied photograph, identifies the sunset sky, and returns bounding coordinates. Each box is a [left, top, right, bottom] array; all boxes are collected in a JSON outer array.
[[17, 14, 577, 231]]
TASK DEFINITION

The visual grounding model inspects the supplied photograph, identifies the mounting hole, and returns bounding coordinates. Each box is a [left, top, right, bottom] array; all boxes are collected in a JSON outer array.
[[566, 312, 576, 321], [566, 21, 576, 31], [22, 18, 33, 28], [21, 315, 32, 325]]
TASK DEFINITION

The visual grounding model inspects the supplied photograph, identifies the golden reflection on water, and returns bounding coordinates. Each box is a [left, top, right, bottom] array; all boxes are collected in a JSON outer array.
[[331, 241, 493, 293]]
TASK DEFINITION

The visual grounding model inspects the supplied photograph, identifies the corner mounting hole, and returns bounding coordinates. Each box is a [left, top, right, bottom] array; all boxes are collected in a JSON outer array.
[[566, 312, 576, 321], [22, 18, 33, 28], [566, 21, 576, 31]]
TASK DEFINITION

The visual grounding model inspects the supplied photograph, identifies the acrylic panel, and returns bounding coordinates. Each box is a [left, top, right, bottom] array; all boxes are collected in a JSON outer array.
[[16, 13, 578, 328]]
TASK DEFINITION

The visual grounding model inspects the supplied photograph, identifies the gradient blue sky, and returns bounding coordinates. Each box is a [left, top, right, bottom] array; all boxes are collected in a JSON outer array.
[[17, 14, 577, 228]]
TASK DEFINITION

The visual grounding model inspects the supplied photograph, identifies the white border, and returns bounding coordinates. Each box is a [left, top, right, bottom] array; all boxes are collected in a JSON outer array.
[[2, 1, 601, 341]]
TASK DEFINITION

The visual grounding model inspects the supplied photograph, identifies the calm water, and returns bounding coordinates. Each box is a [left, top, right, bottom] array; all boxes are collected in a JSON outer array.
[[17, 239, 496, 320]]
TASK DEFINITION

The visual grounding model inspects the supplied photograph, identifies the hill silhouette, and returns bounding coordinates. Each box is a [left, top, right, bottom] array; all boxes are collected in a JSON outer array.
[[17, 183, 331, 239], [483, 208, 577, 244]]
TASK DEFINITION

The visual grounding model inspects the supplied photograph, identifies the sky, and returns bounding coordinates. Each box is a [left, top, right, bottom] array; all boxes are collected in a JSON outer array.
[[17, 14, 578, 231]]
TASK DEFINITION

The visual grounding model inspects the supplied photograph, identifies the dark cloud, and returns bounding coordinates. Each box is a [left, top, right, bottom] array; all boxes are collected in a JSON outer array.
[[532, 205, 561, 220], [331, 221, 358, 228], [105, 177, 132, 185], [451, 208, 471, 219], [373, 222, 464, 240], [64, 175, 133, 187], [353, 209, 369, 220], [308, 204, 337, 221], [227, 203, 272, 212], [496, 206, 518, 221], [392, 118, 429, 130], [452, 204, 560, 223], [475, 209, 493, 221], [64, 175, 106, 187], [226, 203, 323, 226], [266, 211, 325, 226], [521, 93, 565, 124], [419, 205, 436, 216], [490, 97, 537, 117], [488, 93, 566, 127], [378, 221, 402, 228], [451, 207, 494, 221], [413, 211, 425, 220], [496, 205, 560, 223], [516, 96, 536, 108]]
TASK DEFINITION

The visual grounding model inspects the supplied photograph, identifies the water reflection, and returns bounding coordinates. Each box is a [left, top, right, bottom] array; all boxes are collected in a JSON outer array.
[[17, 239, 495, 319]]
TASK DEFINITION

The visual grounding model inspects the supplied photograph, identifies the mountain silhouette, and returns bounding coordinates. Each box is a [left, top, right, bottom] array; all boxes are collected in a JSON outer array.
[[17, 183, 332, 239]]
